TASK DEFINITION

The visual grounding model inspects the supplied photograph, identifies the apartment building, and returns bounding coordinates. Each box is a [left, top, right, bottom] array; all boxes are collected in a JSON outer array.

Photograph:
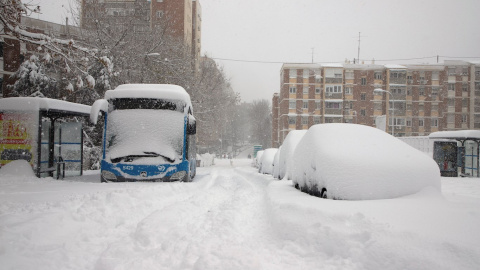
[[272, 61, 480, 147], [81, 0, 201, 56]]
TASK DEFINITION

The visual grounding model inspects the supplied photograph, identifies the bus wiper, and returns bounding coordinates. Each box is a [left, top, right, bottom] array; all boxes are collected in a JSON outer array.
[[111, 152, 175, 163], [143, 152, 176, 163]]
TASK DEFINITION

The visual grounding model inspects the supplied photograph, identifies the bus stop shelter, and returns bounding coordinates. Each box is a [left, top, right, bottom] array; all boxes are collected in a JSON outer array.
[[430, 130, 480, 177], [0, 97, 91, 178]]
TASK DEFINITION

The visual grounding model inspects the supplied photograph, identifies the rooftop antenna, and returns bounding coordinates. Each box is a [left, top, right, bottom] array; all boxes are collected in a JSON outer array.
[[357, 32, 361, 63], [356, 32, 367, 63], [311, 47, 314, 63]]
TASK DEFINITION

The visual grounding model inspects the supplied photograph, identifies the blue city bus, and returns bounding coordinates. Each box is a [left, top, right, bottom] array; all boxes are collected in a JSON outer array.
[[91, 84, 196, 182]]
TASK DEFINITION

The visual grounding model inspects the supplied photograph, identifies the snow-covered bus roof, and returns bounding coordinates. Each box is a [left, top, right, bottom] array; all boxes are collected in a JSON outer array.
[[104, 84, 192, 108], [0, 97, 91, 116], [429, 130, 480, 141]]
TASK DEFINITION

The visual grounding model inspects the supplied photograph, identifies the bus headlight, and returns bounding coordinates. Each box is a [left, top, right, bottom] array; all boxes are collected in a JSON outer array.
[[101, 170, 117, 181], [170, 171, 186, 181]]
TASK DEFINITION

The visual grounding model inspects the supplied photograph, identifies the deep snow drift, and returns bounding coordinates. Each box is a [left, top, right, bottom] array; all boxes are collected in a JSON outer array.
[[1, 159, 479, 270]]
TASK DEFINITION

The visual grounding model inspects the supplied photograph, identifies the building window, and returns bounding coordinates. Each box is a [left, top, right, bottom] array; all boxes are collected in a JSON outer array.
[[303, 85, 309, 94], [289, 86, 296, 94], [361, 77, 367, 85], [448, 84, 455, 91], [303, 69, 309, 78], [302, 116, 308, 125], [157, 0, 163, 2], [462, 114, 468, 123], [345, 71, 354, 80], [419, 119, 424, 127], [431, 118, 438, 127], [375, 72, 382, 80], [290, 69, 297, 78], [314, 116, 321, 124], [432, 72, 439, 81], [360, 93, 366, 101], [156, 10, 164, 18], [345, 87, 352, 95], [463, 84, 468, 92], [303, 100, 308, 109], [288, 116, 296, 125], [316, 101, 321, 110], [406, 119, 412, 126], [448, 68, 456, 76], [315, 88, 321, 94], [419, 88, 425, 96], [360, 109, 366, 116], [448, 98, 455, 107], [419, 103, 424, 111], [326, 85, 342, 93], [289, 100, 296, 109]]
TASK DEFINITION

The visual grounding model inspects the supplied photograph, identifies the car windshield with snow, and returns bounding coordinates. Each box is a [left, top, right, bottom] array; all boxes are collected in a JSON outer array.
[[91, 84, 197, 182]]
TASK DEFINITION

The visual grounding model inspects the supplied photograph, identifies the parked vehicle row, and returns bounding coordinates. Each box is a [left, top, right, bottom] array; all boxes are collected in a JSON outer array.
[[255, 123, 441, 200]]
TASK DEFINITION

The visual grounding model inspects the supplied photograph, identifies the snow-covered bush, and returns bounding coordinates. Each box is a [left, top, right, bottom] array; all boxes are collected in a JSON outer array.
[[278, 130, 307, 180], [292, 124, 441, 200], [259, 148, 278, 175]]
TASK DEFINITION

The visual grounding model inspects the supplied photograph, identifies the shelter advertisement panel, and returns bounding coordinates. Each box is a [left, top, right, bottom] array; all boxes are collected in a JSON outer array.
[[0, 112, 38, 167]]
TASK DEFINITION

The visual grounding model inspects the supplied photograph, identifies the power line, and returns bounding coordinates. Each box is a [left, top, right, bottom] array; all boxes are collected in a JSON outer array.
[[210, 55, 480, 64]]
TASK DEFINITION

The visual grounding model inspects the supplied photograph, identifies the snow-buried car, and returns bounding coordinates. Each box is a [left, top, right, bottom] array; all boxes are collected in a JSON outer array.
[[292, 124, 441, 200]]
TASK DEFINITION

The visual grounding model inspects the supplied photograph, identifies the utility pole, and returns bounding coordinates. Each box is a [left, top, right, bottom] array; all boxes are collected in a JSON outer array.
[[311, 48, 314, 63]]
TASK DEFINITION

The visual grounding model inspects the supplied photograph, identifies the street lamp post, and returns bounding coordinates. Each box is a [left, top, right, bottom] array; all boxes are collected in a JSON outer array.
[[374, 88, 395, 136]]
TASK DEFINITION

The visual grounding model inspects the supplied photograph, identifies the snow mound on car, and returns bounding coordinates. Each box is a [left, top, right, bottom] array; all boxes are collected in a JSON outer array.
[[278, 130, 307, 180], [259, 148, 278, 175], [292, 124, 441, 200]]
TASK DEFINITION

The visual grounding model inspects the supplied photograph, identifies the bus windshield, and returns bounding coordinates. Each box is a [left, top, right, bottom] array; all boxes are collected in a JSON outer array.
[[105, 99, 185, 165]]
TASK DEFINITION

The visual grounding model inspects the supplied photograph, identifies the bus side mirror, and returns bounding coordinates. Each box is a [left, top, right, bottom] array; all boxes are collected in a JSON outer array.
[[90, 99, 108, 124], [187, 115, 196, 135]]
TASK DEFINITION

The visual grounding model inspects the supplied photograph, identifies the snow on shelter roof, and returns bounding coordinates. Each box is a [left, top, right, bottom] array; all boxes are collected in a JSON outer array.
[[429, 130, 480, 140], [0, 97, 91, 115], [105, 84, 192, 108]]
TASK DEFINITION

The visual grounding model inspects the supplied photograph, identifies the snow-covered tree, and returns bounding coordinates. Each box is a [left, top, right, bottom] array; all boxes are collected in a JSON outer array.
[[1, 0, 113, 99]]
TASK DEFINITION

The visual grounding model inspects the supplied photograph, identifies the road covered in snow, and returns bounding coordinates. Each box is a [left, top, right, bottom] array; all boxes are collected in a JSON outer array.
[[1, 159, 480, 270]]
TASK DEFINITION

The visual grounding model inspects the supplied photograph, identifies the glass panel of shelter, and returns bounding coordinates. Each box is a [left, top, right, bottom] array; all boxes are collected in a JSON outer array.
[[54, 122, 83, 177], [464, 141, 479, 177]]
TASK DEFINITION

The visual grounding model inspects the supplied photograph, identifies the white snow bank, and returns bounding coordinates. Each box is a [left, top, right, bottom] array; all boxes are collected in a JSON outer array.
[[278, 130, 307, 180], [292, 124, 441, 200], [259, 148, 278, 175], [0, 160, 36, 179]]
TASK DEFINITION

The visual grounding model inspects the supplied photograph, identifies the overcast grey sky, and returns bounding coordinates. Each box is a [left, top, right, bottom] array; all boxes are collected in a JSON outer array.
[[30, 0, 480, 103]]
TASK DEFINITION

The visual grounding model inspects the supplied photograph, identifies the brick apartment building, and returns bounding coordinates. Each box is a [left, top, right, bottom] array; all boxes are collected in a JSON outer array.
[[80, 0, 201, 58], [272, 61, 480, 147]]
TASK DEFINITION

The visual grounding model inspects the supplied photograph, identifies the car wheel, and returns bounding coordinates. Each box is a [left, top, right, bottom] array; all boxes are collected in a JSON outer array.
[[321, 188, 328, 199]]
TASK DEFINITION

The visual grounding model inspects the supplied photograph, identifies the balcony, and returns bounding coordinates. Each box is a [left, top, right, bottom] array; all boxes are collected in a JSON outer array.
[[325, 78, 343, 84], [325, 108, 343, 115], [324, 92, 343, 99]]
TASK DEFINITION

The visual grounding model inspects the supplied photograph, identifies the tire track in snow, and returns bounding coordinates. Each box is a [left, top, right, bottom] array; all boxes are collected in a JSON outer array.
[[95, 165, 277, 270]]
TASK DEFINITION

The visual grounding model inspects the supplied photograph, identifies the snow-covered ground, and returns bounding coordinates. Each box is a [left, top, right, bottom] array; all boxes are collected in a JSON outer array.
[[1, 159, 480, 270]]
